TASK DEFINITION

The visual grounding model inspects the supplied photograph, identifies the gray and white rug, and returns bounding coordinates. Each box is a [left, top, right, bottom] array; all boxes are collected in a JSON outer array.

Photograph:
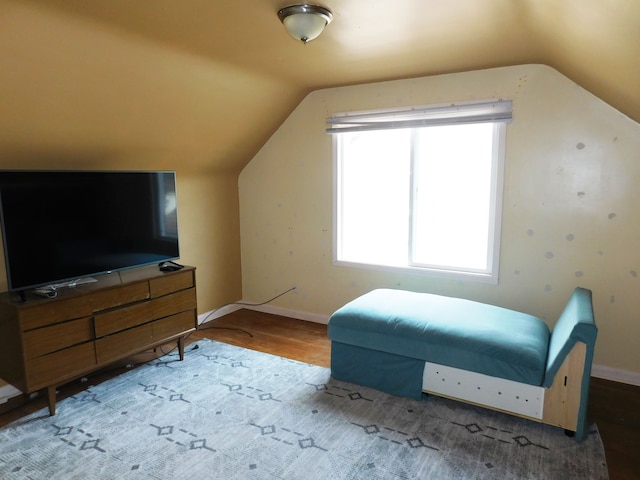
[[0, 340, 608, 479]]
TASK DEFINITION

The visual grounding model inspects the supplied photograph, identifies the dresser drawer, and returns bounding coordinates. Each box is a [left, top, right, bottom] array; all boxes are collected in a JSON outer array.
[[90, 282, 150, 312], [152, 310, 196, 340], [21, 296, 93, 331], [94, 302, 153, 337], [149, 270, 194, 298], [23, 317, 93, 359], [95, 323, 153, 364], [150, 288, 196, 319], [27, 342, 96, 391]]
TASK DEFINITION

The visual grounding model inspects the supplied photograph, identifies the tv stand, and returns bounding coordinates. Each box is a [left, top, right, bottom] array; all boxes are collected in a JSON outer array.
[[0, 265, 197, 415]]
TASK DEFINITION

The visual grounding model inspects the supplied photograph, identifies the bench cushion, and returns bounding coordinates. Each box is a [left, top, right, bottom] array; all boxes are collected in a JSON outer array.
[[328, 289, 551, 386]]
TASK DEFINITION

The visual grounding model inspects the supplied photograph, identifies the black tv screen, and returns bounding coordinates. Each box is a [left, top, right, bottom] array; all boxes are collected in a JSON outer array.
[[0, 170, 180, 292]]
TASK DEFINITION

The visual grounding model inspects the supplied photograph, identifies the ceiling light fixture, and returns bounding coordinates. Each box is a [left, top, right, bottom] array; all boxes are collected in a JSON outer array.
[[277, 4, 333, 44]]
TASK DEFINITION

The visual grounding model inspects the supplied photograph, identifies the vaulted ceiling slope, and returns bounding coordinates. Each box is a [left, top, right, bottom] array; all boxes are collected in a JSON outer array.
[[2, 0, 638, 172]]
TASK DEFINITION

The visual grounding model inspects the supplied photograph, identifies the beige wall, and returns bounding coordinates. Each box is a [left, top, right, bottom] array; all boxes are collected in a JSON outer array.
[[239, 64, 640, 376], [0, 1, 246, 316], [170, 171, 242, 314]]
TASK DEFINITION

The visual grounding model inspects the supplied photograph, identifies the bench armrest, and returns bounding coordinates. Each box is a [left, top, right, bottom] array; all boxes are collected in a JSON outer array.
[[543, 287, 597, 441], [544, 287, 597, 387]]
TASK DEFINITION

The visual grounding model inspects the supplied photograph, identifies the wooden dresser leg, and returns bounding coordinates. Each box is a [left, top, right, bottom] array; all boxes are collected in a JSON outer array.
[[178, 336, 185, 361], [47, 385, 57, 416]]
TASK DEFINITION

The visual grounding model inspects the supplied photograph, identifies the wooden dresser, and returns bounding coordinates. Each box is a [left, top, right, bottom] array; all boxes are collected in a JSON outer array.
[[0, 265, 197, 415]]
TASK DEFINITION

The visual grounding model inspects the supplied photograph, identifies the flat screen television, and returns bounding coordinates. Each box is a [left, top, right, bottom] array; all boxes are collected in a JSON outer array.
[[0, 170, 180, 294]]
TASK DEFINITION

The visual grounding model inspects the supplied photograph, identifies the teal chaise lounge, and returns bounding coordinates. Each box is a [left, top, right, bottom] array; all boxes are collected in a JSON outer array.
[[328, 287, 597, 441]]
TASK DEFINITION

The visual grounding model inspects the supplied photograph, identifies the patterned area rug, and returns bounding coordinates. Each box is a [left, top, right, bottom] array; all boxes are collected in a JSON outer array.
[[0, 340, 608, 479]]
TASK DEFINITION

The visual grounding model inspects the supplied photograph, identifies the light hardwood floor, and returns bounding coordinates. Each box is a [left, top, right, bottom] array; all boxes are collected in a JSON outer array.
[[1, 308, 638, 479]]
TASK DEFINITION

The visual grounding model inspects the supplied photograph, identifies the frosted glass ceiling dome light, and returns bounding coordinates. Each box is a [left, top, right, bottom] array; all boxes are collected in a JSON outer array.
[[278, 4, 333, 44]]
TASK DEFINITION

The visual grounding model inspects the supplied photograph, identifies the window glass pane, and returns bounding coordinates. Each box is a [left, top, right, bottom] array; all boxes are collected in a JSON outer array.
[[338, 130, 411, 266], [412, 123, 494, 270], [334, 115, 503, 282]]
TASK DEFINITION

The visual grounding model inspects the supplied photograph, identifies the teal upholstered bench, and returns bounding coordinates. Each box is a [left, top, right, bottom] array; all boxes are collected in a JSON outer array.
[[328, 288, 597, 441]]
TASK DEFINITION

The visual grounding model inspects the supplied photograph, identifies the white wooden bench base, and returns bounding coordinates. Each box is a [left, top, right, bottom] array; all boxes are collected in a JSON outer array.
[[422, 342, 586, 432]]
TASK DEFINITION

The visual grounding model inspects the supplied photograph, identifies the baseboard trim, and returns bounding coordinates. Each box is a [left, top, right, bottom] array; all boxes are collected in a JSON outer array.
[[198, 302, 329, 326], [591, 364, 640, 386], [198, 304, 243, 325], [199, 303, 640, 387], [242, 303, 330, 325]]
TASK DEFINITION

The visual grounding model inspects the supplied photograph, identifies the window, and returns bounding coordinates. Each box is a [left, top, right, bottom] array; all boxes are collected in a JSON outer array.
[[329, 99, 510, 283]]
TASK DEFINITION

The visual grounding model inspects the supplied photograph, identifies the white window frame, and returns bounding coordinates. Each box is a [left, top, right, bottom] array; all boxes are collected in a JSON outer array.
[[329, 99, 510, 284]]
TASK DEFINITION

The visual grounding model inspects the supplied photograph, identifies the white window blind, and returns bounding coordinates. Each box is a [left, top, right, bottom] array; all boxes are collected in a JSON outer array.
[[326, 99, 512, 134]]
